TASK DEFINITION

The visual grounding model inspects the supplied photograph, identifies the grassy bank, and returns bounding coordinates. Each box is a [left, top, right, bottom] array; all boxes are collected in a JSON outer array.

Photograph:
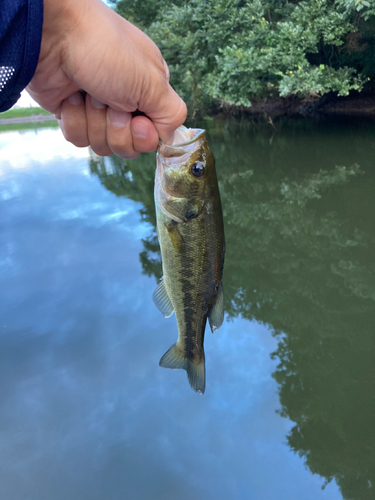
[[0, 107, 52, 119], [0, 121, 59, 133]]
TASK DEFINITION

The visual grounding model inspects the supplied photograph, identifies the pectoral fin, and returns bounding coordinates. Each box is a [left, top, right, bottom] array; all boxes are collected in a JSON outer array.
[[165, 220, 185, 252], [152, 277, 174, 318], [208, 283, 224, 333]]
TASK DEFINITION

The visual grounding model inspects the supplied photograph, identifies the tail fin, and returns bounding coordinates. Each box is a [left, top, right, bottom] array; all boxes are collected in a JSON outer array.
[[159, 343, 205, 394]]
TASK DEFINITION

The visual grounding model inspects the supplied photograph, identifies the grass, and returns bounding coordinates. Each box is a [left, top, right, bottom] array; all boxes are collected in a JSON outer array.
[[0, 121, 59, 133], [0, 107, 52, 119]]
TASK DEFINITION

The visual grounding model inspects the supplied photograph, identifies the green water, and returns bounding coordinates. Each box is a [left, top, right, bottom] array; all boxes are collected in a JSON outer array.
[[0, 118, 374, 499], [91, 117, 375, 499]]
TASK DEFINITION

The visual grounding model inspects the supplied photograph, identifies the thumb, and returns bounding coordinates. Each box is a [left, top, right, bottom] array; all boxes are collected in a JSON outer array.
[[148, 85, 187, 144], [137, 58, 186, 144]]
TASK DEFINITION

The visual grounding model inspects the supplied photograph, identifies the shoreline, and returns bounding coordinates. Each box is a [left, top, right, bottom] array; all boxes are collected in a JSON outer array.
[[0, 114, 57, 125], [211, 90, 375, 120], [2, 91, 375, 127]]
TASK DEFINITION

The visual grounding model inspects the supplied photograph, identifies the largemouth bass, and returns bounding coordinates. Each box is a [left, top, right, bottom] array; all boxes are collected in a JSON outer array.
[[153, 126, 225, 394]]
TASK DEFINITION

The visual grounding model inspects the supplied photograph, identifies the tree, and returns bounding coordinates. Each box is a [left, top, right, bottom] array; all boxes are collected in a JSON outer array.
[[112, 0, 375, 113]]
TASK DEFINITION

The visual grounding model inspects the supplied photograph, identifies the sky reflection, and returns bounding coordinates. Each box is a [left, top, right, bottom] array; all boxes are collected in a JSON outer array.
[[0, 128, 343, 500]]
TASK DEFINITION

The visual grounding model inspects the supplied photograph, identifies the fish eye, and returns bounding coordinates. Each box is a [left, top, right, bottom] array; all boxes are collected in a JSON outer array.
[[190, 162, 205, 178]]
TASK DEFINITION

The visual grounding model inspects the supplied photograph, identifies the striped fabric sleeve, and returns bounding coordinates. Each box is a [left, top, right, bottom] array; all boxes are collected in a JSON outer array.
[[0, 0, 44, 112]]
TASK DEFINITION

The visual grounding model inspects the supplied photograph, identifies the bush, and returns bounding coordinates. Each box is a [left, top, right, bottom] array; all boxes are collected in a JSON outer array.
[[112, 0, 375, 112]]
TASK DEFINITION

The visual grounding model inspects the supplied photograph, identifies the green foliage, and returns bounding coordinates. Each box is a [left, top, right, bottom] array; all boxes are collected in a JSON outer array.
[[278, 65, 363, 97], [114, 0, 375, 112], [337, 0, 375, 21], [111, 0, 183, 28]]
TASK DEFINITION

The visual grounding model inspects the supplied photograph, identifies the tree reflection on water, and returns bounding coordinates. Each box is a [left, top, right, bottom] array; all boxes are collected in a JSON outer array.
[[90, 118, 375, 500]]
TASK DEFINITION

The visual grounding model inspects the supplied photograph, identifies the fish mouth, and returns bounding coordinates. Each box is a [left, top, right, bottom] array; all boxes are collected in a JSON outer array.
[[158, 126, 206, 149], [170, 127, 206, 147]]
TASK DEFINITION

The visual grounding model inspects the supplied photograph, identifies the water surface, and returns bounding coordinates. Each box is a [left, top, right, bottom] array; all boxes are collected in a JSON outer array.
[[0, 118, 374, 500]]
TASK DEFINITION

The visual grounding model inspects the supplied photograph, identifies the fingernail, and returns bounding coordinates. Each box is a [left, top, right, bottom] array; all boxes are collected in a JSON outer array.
[[91, 96, 107, 109], [132, 122, 148, 139], [109, 108, 131, 128], [68, 92, 82, 106]]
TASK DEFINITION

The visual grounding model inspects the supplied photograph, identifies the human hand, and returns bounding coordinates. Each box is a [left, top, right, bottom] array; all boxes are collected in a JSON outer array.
[[27, 0, 187, 158]]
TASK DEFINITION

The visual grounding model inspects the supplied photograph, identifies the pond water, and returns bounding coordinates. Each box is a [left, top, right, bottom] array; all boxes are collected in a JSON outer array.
[[0, 118, 374, 500]]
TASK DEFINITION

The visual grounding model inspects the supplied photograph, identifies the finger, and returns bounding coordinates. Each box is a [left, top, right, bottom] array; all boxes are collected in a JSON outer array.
[[142, 84, 187, 145], [60, 92, 89, 147], [86, 95, 112, 156], [57, 118, 64, 134], [131, 115, 159, 153], [107, 108, 139, 159]]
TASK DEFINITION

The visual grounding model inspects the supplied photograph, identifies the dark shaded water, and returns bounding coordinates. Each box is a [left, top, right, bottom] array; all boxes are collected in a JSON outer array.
[[0, 118, 374, 499]]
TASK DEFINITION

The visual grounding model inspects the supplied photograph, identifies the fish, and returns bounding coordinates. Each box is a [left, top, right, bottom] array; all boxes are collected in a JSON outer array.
[[153, 126, 225, 394]]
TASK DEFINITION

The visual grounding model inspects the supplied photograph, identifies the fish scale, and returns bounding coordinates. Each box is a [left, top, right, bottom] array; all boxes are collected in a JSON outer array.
[[153, 126, 225, 394]]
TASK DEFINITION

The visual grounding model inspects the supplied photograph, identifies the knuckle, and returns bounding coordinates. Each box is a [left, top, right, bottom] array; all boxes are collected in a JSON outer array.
[[72, 138, 90, 148], [107, 136, 136, 158], [91, 145, 112, 157], [62, 125, 88, 147]]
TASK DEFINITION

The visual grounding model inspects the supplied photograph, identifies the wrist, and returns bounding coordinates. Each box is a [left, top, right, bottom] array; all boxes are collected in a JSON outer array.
[[40, 0, 89, 64]]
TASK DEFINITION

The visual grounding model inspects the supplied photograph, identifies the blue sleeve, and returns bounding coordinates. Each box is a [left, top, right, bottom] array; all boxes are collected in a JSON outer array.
[[0, 0, 44, 112]]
